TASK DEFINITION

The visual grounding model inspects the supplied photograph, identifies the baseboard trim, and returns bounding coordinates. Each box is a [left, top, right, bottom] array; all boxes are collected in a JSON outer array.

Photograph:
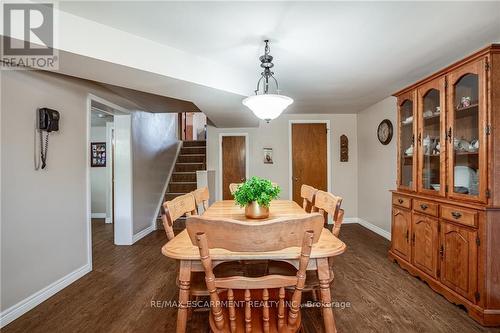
[[0, 263, 91, 328], [356, 218, 391, 240], [105, 217, 112, 224], [132, 224, 156, 243], [151, 141, 182, 231], [91, 213, 106, 218]]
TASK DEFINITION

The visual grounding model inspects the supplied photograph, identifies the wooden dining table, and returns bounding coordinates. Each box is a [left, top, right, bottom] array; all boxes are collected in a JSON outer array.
[[162, 200, 346, 333]]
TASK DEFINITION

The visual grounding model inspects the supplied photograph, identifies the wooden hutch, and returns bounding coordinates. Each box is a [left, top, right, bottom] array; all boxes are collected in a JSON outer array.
[[389, 44, 500, 326]]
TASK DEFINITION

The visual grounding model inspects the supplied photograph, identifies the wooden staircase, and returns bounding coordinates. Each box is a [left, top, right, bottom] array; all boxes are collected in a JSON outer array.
[[157, 140, 206, 230]]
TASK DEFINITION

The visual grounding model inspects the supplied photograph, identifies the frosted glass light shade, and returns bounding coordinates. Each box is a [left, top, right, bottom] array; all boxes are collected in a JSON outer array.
[[242, 94, 293, 121]]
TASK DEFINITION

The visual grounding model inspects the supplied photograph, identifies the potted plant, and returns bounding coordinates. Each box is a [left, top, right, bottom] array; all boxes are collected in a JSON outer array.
[[234, 177, 281, 219]]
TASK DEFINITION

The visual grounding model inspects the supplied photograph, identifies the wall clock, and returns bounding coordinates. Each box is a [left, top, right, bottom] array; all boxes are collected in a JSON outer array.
[[377, 119, 393, 145]]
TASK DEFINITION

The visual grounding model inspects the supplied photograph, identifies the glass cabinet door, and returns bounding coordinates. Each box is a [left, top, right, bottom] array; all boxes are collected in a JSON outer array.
[[447, 58, 487, 202], [398, 92, 417, 191], [417, 78, 446, 196]]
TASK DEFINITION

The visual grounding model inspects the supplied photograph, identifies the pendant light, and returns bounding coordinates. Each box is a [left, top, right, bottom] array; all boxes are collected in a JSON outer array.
[[242, 40, 293, 122]]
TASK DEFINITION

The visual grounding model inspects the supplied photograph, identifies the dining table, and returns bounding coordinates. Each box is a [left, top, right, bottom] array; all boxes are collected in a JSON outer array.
[[162, 199, 346, 333]]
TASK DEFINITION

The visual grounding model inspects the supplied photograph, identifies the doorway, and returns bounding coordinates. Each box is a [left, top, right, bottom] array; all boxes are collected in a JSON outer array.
[[219, 134, 249, 200], [178, 112, 207, 141], [289, 121, 330, 206]]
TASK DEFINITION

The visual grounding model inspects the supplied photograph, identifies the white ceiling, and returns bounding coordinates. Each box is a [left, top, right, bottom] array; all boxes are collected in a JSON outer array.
[[59, 1, 500, 121]]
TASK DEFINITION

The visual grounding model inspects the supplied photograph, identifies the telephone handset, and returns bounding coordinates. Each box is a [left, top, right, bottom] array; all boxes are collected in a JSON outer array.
[[35, 108, 60, 170]]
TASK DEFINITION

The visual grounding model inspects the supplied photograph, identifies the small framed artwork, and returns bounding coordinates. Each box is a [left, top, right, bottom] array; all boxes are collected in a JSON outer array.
[[263, 147, 273, 164], [91, 142, 106, 167]]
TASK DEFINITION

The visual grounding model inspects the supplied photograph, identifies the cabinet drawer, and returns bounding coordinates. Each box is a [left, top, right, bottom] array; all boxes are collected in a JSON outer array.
[[441, 205, 478, 228], [393, 195, 412, 209], [413, 199, 439, 217]]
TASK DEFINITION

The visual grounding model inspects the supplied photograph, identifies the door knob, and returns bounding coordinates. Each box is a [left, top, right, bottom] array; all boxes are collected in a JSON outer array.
[[240, 178, 245, 182], [293, 177, 299, 181]]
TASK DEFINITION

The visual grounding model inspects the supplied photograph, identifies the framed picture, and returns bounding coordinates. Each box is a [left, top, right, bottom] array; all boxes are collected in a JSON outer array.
[[263, 147, 273, 164], [91, 142, 106, 167]]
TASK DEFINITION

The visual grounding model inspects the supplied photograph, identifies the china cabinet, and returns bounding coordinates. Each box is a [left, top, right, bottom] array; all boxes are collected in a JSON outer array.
[[389, 44, 500, 326]]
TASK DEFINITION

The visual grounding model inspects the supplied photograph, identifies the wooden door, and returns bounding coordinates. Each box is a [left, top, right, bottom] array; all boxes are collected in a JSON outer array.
[[417, 77, 447, 197], [391, 208, 411, 261], [446, 57, 488, 203], [291, 123, 327, 205], [412, 213, 439, 278], [440, 221, 478, 301], [222, 136, 246, 200]]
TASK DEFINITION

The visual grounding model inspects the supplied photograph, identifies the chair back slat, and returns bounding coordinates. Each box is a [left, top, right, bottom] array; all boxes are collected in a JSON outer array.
[[278, 287, 285, 329], [162, 193, 197, 240], [192, 187, 210, 213], [245, 289, 252, 332], [229, 183, 242, 195], [263, 288, 270, 333], [314, 190, 343, 235], [186, 214, 323, 251], [228, 288, 236, 333], [300, 184, 318, 213]]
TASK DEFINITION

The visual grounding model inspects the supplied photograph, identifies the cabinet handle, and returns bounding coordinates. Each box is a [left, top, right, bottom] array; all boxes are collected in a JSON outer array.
[[447, 127, 452, 143], [405, 230, 409, 242], [451, 211, 462, 219], [398, 199, 404, 204], [439, 245, 444, 259], [418, 133, 422, 145], [420, 204, 428, 210], [412, 233, 415, 244]]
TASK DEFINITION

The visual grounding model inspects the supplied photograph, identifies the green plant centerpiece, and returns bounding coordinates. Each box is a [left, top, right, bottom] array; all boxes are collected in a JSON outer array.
[[234, 176, 281, 219]]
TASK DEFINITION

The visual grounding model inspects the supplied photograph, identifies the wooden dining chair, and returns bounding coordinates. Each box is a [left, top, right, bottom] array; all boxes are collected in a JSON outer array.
[[229, 183, 242, 196], [269, 190, 344, 301], [314, 190, 343, 237], [300, 184, 318, 213], [161, 193, 197, 241], [162, 193, 245, 299], [192, 186, 210, 214], [186, 214, 323, 333]]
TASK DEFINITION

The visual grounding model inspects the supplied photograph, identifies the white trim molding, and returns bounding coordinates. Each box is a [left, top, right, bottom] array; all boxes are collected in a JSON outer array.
[[151, 141, 182, 231], [132, 224, 156, 243], [218, 133, 250, 200], [288, 120, 332, 201], [0, 264, 91, 328], [343, 217, 391, 240]]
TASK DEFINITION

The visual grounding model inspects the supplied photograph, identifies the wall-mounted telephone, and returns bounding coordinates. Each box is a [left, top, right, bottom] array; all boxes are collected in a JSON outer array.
[[35, 108, 60, 170]]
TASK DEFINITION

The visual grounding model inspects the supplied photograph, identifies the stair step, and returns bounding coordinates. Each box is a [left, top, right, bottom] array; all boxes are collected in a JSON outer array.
[[181, 147, 206, 155], [178, 154, 206, 163], [156, 217, 186, 231], [183, 140, 206, 147], [165, 193, 187, 201], [172, 172, 197, 182], [175, 163, 205, 172], [169, 182, 197, 193]]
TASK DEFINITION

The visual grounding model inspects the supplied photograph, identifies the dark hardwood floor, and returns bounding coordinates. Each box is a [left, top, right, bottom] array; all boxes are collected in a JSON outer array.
[[3, 220, 497, 333]]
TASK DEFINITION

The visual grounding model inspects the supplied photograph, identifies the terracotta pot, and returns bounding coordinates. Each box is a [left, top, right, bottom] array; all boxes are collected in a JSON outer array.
[[245, 201, 269, 219]]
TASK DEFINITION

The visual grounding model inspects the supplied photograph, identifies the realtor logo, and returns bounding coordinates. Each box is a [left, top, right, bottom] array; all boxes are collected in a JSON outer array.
[[1, 3, 58, 69]]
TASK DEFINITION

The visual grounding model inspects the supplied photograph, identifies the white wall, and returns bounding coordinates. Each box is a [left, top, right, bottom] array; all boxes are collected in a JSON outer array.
[[0, 69, 179, 325], [357, 97, 397, 233], [206, 114, 358, 218], [131, 111, 179, 234], [90, 126, 107, 216]]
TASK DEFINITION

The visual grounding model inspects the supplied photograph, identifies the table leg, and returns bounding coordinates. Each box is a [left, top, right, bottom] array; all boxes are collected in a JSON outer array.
[[317, 258, 337, 333], [176, 260, 192, 333]]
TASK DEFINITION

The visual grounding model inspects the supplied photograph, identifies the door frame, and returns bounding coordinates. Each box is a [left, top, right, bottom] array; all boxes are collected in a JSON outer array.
[[86, 94, 133, 258], [218, 133, 250, 200], [288, 120, 332, 200]]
